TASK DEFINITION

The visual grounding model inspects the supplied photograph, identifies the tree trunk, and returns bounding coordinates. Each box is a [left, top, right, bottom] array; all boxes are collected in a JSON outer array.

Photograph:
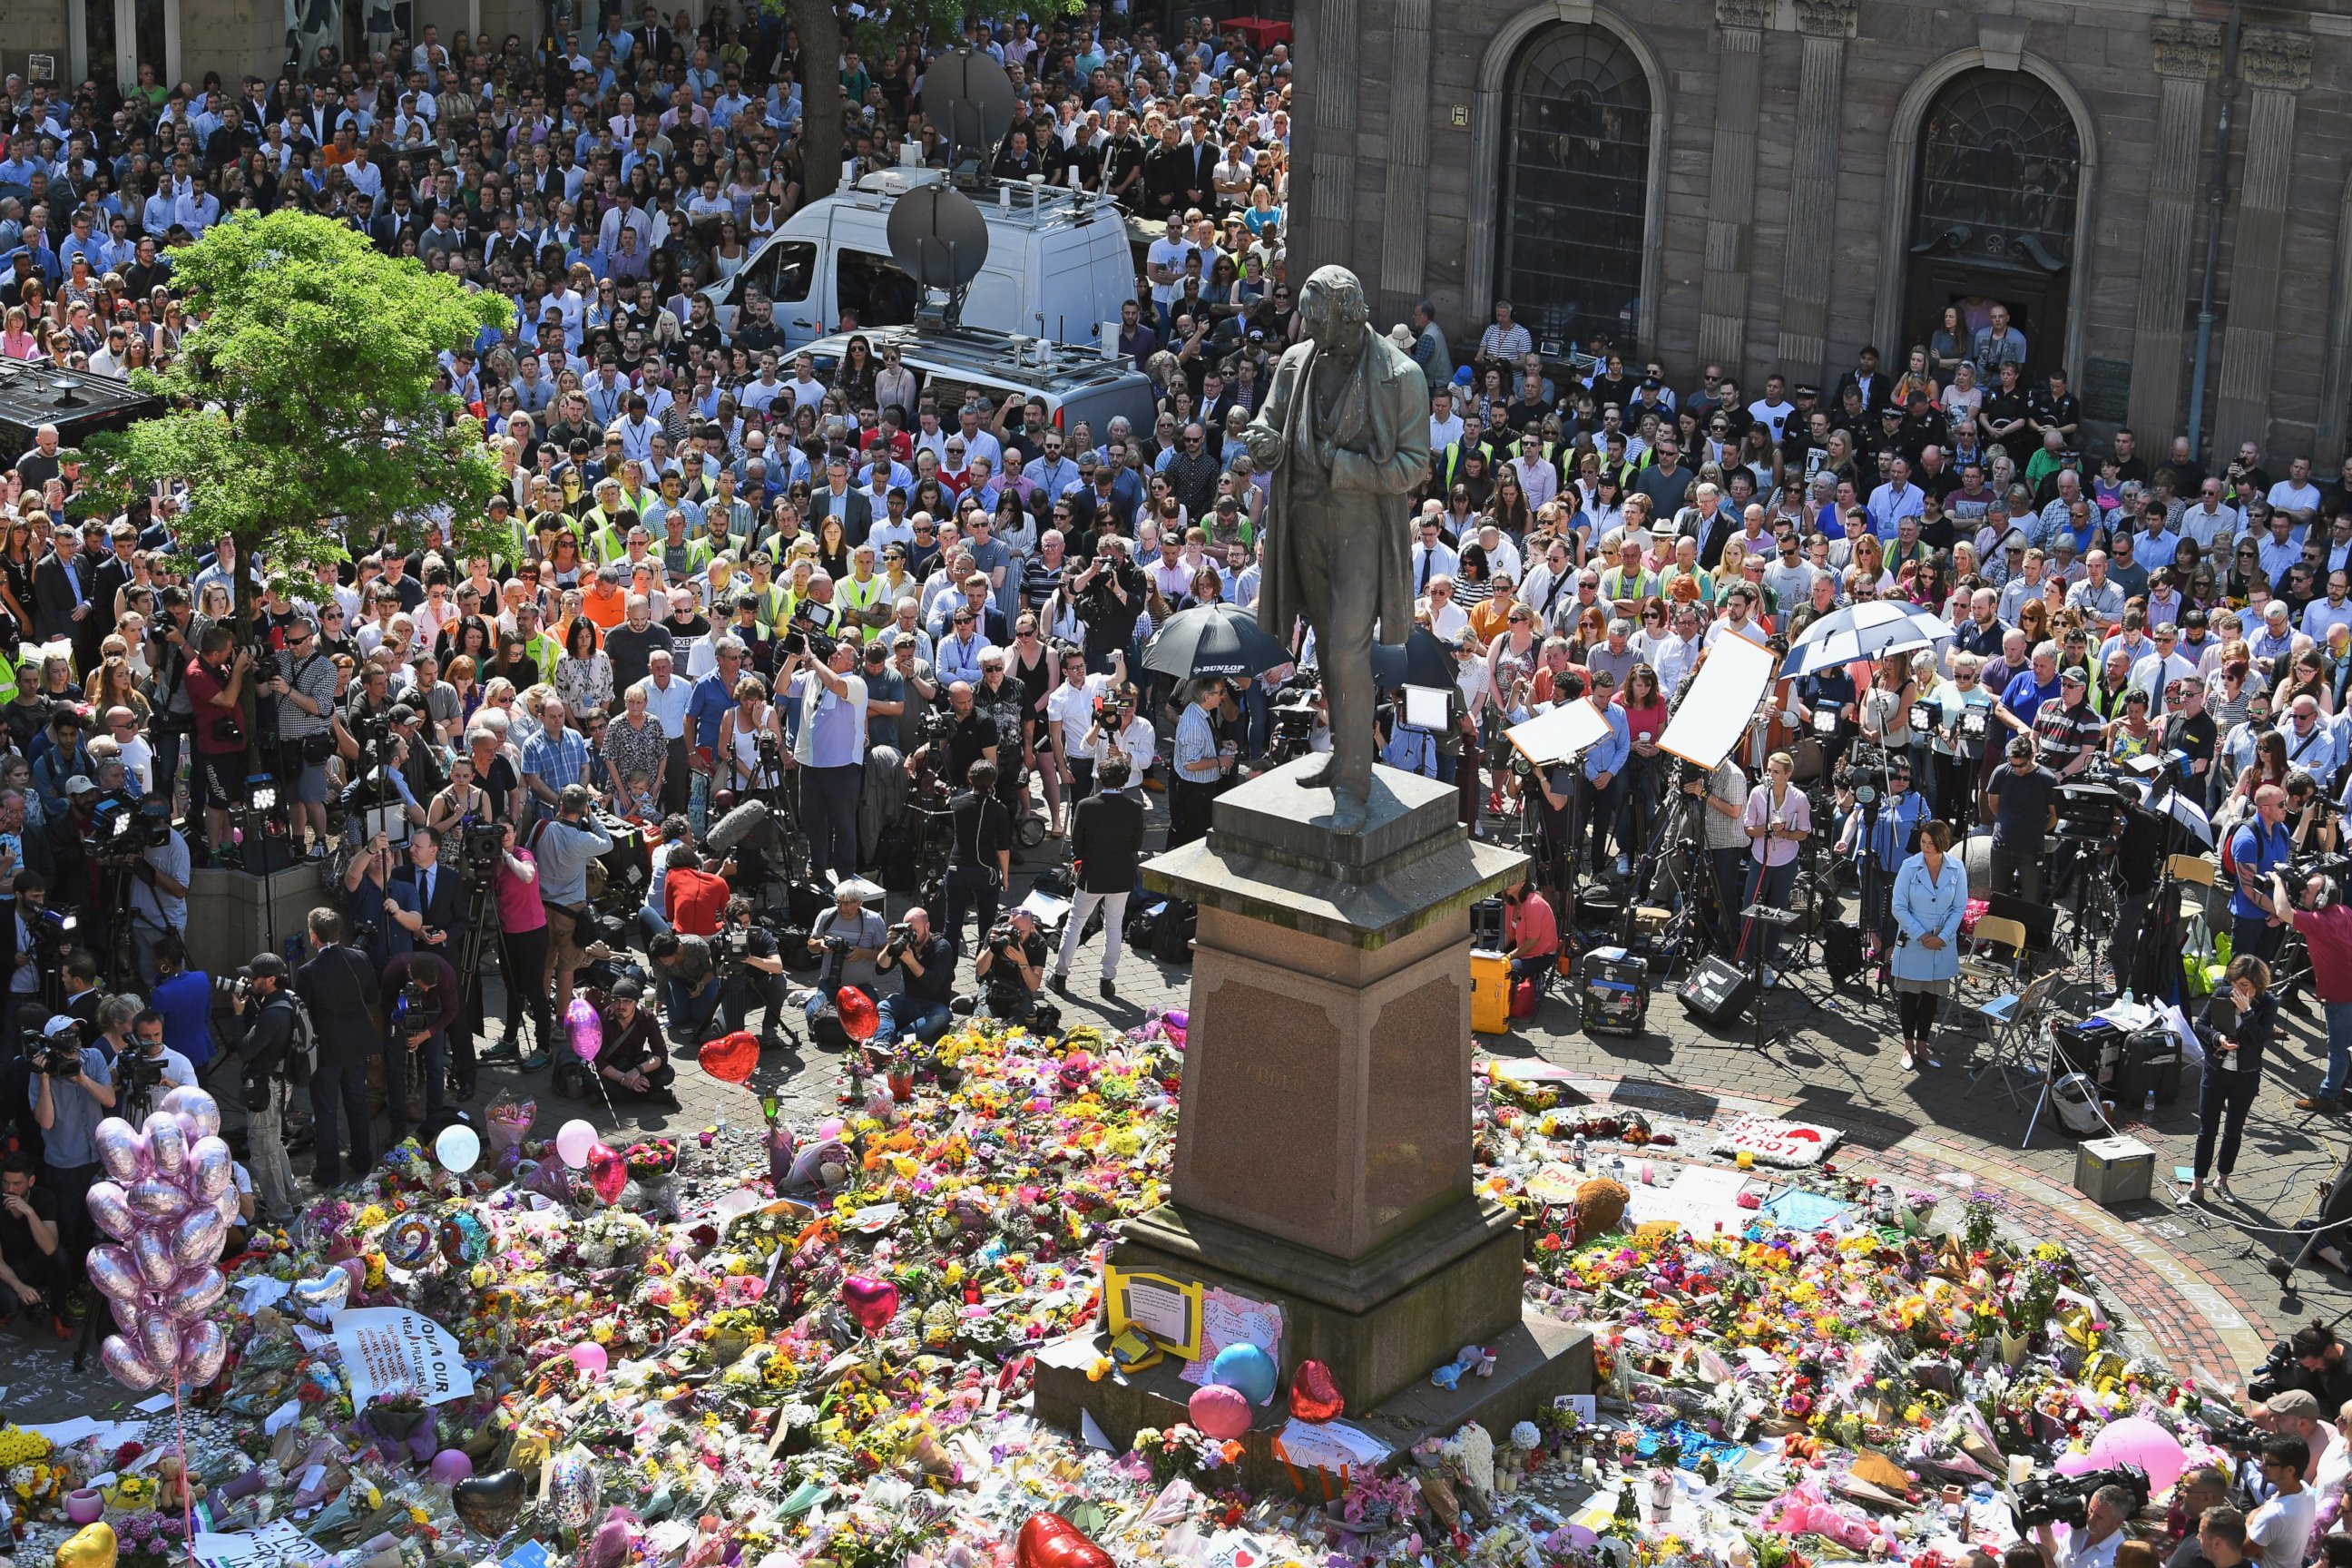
[[791, 0, 845, 207]]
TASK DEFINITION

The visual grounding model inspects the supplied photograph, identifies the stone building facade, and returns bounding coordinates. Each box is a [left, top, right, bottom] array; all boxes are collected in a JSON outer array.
[[1289, 0, 2352, 466]]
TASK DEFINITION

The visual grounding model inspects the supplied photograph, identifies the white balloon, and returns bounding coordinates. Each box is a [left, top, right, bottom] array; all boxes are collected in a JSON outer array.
[[554, 1119, 597, 1170], [436, 1123, 482, 1174]]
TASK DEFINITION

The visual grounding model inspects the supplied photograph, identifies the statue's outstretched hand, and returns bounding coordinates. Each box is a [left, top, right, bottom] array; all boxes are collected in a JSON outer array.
[[1243, 423, 1283, 468]]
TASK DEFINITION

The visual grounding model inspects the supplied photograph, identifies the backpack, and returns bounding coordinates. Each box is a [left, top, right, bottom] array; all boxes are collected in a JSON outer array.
[[274, 990, 318, 1086]]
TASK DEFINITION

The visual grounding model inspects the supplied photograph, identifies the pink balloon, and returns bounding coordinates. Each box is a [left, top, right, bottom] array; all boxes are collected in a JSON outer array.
[[86, 1181, 137, 1243], [165, 1267, 227, 1320], [131, 1229, 178, 1289], [555, 1119, 597, 1169], [2087, 1416, 2187, 1493], [430, 1450, 474, 1485], [143, 1111, 189, 1176], [162, 1087, 222, 1140], [2052, 1448, 2098, 1476], [94, 1119, 151, 1183], [567, 1341, 608, 1378], [110, 1298, 142, 1333], [584, 1144, 627, 1205], [139, 1314, 181, 1373], [816, 1118, 844, 1142], [177, 1320, 228, 1386], [565, 996, 603, 1063], [188, 1136, 234, 1201], [103, 1333, 163, 1390], [1188, 1383, 1252, 1440], [127, 1175, 190, 1221], [171, 1206, 228, 1270]]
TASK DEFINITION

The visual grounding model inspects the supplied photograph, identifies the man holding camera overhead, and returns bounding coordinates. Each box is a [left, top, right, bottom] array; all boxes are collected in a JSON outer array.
[[26, 1013, 113, 1294], [781, 632, 868, 884]]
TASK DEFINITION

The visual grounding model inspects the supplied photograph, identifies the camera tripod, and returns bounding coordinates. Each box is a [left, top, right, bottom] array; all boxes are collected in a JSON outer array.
[[458, 867, 542, 1064], [1621, 760, 1707, 981]]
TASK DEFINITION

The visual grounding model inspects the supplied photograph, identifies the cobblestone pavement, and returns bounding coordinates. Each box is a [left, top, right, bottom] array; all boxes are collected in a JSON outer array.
[[7, 791, 2337, 1419]]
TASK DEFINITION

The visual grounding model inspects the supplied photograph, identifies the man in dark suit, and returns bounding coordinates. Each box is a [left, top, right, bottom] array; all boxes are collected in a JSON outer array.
[[807, 458, 874, 544], [293, 911, 381, 1187], [369, 189, 421, 253], [1048, 751, 1149, 999], [29, 519, 87, 647], [1833, 346, 1887, 416], [81, 523, 138, 672]]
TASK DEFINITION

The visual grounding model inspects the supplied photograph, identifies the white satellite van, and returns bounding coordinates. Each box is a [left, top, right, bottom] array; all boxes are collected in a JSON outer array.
[[701, 169, 1135, 348]]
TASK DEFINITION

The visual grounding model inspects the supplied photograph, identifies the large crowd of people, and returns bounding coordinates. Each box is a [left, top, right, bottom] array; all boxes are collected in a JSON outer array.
[[0, 0, 2349, 1338]]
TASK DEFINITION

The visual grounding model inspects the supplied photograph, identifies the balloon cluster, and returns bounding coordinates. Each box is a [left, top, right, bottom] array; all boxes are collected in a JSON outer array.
[[84, 1087, 235, 1391]]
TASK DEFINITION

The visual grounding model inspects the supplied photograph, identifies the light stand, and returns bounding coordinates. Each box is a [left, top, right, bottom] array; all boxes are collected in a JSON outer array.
[[243, 774, 283, 962]]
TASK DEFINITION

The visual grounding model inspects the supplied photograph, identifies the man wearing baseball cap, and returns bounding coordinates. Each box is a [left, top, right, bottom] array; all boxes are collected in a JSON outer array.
[[2035, 667, 2102, 777]]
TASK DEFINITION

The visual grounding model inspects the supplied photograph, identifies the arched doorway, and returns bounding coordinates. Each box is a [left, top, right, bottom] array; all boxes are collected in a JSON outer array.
[[1901, 69, 2082, 380], [1494, 24, 1653, 361]]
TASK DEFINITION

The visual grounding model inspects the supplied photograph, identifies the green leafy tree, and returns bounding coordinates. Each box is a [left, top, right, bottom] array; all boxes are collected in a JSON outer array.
[[84, 210, 511, 736], [781, 0, 1082, 207]]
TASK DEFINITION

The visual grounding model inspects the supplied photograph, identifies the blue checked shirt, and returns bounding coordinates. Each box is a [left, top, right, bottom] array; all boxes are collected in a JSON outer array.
[[520, 724, 593, 817]]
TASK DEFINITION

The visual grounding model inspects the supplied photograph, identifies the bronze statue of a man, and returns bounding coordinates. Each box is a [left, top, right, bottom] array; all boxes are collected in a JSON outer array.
[[1242, 265, 1433, 830]]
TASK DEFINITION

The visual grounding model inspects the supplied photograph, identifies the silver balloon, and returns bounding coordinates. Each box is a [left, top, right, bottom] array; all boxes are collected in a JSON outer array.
[[162, 1086, 223, 1140], [144, 1111, 189, 1176], [94, 1118, 151, 1183], [139, 1313, 180, 1372], [86, 1181, 137, 1242], [188, 1136, 233, 1201], [132, 1228, 179, 1289], [127, 1176, 191, 1221], [102, 1333, 163, 1391], [89, 1244, 146, 1303], [165, 1267, 226, 1319], [178, 1320, 228, 1385], [172, 1206, 228, 1270]]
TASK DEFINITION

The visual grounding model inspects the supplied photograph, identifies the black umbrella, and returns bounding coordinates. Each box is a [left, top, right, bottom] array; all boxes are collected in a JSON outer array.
[[1141, 602, 1297, 681], [1371, 627, 1461, 691]]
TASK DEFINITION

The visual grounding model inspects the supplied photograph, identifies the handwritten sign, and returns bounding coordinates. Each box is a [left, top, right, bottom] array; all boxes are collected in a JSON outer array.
[[1710, 1113, 1841, 1168], [191, 1522, 326, 1568], [330, 1307, 475, 1408], [1177, 1287, 1283, 1394], [1102, 1265, 1204, 1359]]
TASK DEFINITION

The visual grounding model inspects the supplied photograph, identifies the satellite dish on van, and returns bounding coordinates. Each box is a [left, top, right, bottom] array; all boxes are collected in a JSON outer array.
[[923, 49, 1015, 167], [887, 184, 990, 328], [887, 184, 991, 289]]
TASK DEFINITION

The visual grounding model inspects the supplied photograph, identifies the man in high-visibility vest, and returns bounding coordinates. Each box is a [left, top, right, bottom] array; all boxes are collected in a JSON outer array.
[[837, 543, 890, 640]]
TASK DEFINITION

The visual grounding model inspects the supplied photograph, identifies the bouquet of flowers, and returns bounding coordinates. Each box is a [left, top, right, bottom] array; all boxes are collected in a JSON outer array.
[[1128, 1425, 1239, 1486], [484, 1093, 536, 1159], [115, 1510, 189, 1568], [623, 1138, 679, 1179]]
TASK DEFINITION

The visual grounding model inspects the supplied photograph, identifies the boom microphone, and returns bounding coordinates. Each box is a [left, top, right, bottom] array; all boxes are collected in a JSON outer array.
[[705, 798, 777, 856]]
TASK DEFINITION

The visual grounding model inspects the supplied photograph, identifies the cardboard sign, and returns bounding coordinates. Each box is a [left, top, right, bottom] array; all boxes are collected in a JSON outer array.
[[330, 1307, 475, 1408], [1102, 1265, 1204, 1359], [1710, 1113, 1841, 1168], [191, 1522, 326, 1568]]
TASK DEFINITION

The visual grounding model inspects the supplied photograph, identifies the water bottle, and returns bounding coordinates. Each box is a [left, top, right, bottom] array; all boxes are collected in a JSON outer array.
[[2143, 1089, 2158, 1117]]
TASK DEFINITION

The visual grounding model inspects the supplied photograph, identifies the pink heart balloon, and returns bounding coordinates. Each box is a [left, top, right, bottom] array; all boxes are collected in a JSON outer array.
[[840, 1274, 899, 1335], [584, 1144, 627, 1205]]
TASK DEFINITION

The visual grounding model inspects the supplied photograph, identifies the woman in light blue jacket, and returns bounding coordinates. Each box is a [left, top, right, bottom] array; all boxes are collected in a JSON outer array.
[[1889, 819, 1968, 1072]]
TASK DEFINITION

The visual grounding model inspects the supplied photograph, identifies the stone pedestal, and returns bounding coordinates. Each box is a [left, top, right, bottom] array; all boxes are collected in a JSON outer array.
[[1034, 760, 1592, 1472], [183, 862, 328, 975]]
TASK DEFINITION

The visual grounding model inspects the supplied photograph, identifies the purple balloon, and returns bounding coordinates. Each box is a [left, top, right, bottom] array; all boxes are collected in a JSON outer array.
[[429, 1449, 474, 1485], [165, 1267, 226, 1319], [139, 1313, 180, 1372], [177, 1320, 227, 1385], [94, 1118, 151, 1183], [102, 1333, 163, 1391], [127, 1176, 191, 1221], [110, 1297, 142, 1332], [162, 1086, 222, 1140], [172, 1206, 228, 1270], [86, 1181, 137, 1243], [143, 1112, 189, 1177], [88, 1244, 145, 1303], [175, 1112, 199, 1142], [188, 1136, 233, 1201], [132, 1228, 179, 1289]]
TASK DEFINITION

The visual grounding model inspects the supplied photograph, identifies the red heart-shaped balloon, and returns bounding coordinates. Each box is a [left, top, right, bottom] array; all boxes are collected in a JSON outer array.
[[840, 1273, 899, 1334], [1015, 1514, 1114, 1568], [584, 1144, 628, 1205], [1288, 1357, 1345, 1423]]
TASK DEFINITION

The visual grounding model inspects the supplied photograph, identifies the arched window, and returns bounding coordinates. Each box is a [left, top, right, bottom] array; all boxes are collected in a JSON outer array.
[[1495, 25, 1651, 355], [1912, 71, 2082, 271]]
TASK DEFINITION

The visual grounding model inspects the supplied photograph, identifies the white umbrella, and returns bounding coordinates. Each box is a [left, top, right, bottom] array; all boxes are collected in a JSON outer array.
[[1779, 601, 1954, 678]]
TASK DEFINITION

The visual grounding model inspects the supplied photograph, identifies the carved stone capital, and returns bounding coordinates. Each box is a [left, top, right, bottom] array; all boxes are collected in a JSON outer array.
[[2151, 19, 2221, 80], [2239, 28, 2312, 93], [1715, 0, 1770, 33], [1792, 0, 1855, 38]]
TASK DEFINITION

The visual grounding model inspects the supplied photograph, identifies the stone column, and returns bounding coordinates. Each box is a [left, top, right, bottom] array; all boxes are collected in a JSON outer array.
[[2126, 21, 2220, 444], [1291, 0, 1364, 282], [1773, 0, 1856, 377], [2211, 28, 2311, 463], [1376, 0, 1435, 324], [1697, 0, 1769, 377]]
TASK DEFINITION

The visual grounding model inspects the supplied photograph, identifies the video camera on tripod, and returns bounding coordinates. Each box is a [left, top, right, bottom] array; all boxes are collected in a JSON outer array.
[[457, 819, 505, 881], [2009, 1464, 2149, 1532], [87, 790, 172, 866]]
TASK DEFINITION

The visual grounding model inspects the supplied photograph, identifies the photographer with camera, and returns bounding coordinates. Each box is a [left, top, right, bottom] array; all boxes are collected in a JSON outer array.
[[944, 759, 1014, 946], [783, 632, 869, 883], [975, 906, 1055, 1030], [28, 1013, 113, 1292], [223, 951, 301, 1215], [1051, 751, 1147, 999], [0, 1154, 65, 1338], [114, 789, 189, 986], [530, 782, 614, 1027], [875, 905, 957, 1045], [267, 614, 338, 856], [148, 933, 212, 1073], [1070, 535, 1145, 675], [293, 912, 381, 1188], [183, 623, 258, 866], [2032, 1483, 2138, 1568], [479, 821, 554, 1071], [804, 877, 888, 1025], [583, 978, 677, 1106], [6, 868, 51, 1037], [647, 929, 722, 1047], [713, 895, 789, 1044], [380, 945, 460, 1136]]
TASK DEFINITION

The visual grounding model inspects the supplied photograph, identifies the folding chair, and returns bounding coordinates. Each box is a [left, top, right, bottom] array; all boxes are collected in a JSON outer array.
[[1956, 916, 2028, 1004], [1965, 969, 2068, 1108]]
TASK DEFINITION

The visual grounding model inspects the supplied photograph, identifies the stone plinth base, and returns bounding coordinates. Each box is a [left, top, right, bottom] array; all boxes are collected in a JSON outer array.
[[184, 862, 328, 975], [1034, 1309, 1593, 1494]]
